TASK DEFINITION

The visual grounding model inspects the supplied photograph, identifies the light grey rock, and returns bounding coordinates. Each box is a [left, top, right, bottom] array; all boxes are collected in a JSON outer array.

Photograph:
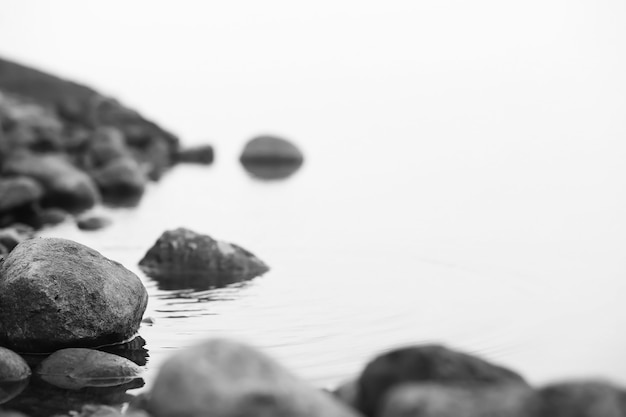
[[142, 338, 362, 417]]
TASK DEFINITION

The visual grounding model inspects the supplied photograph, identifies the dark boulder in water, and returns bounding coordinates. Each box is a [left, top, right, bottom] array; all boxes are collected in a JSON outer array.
[[356, 344, 528, 417], [0, 238, 148, 353], [139, 227, 269, 290]]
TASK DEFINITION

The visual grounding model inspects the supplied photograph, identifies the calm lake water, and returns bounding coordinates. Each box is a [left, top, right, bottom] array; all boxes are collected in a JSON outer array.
[[2, 0, 626, 407]]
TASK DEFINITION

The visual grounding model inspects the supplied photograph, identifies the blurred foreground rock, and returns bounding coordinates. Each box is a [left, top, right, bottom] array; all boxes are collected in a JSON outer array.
[[139, 227, 269, 290], [356, 344, 527, 417], [136, 337, 360, 417], [0, 238, 148, 353]]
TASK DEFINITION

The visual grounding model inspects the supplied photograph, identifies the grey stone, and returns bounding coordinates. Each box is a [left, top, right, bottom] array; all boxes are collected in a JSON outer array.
[[143, 338, 362, 417], [0, 177, 44, 213], [240, 135, 304, 163], [37, 348, 142, 390], [356, 345, 527, 417], [139, 228, 269, 290], [536, 380, 626, 417], [0, 237, 148, 353]]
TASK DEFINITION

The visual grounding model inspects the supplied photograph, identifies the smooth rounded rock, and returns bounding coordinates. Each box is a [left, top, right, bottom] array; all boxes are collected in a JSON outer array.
[[139, 228, 269, 290], [37, 348, 142, 390], [0, 177, 44, 213], [143, 338, 360, 417], [356, 344, 527, 417], [240, 135, 303, 163], [175, 144, 214, 164], [0, 238, 148, 353], [76, 215, 112, 231], [90, 157, 147, 205], [2, 152, 100, 212], [0, 347, 31, 382]]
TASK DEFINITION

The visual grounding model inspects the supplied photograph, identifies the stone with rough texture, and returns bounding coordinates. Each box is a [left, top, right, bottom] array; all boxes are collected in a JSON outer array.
[[380, 383, 536, 417], [356, 345, 527, 417], [0, 177, 43, 213], [0, 237, 148, 353], [139, 228, 269, 290], [240, 135, 304, 163], [2, 152, 100, 212], [37, 348, 142, 390], [536, 381, 626, 417], [142, 338, 361, 417]]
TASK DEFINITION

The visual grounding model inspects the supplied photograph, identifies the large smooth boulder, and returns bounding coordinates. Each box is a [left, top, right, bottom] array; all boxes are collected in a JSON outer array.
[[37, 348, 142, 390], [139, 228, 269, 290], [141, 338, 361, 417], [380, 383, 536, 417], [536, 381, 626, 417], [0, 238, 148, 353], [356, 345, 528, 417], [2, 152, 100, 212]]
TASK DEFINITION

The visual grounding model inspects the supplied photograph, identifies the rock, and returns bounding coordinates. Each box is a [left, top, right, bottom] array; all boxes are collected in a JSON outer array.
[[0, 347, 31, 405], [90, 157, 147, 205], [139, 228, 269, 290], [380, 383, 536, 417], [36, 348, 142, 390], [0, 237, 148, 353], [0, 176, 44, 213], [356, 345, 527, 417], [2, 151, 100, 212], [0, 225, 34, 252], [536, 380, 626, 417], [0, 347, 31, 382], [240, 135, 304, 163], [36, 207, 68, 226], [142, 338, 361, 417], [175, 144, 214, 164], [334, 379, 359, 410], [82, 127, 129, 170], [241, 160, 303, 180], [76, 215, 112, 231]]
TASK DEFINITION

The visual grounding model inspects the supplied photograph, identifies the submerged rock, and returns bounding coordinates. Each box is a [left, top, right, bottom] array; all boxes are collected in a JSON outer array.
[[356, 344, 527, 417], [37, 348, 142, 390], [141, 338, 360, 417], [380, 383, 536, 417], [139, 228, 269, 290], [0, 238, 148, 353]]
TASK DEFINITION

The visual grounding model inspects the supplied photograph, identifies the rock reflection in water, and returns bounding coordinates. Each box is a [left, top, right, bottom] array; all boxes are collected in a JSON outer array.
[[2, 375, 143, 417], [0, 379, 29, 405], [241, 160, 303, 181]]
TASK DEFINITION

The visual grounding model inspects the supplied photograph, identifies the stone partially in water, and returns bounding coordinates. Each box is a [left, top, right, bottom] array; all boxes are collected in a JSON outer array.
[[175, 144, 214, 164], [37, 348, 142, 390], [139, 228, 269, 290], [0, 237, 148, 353], [0, 346, 31, 405], [76, 215, 112, 231], [142, 338, 360, 417], [356, 344, 528, 417], [240, 135, 304, 164]]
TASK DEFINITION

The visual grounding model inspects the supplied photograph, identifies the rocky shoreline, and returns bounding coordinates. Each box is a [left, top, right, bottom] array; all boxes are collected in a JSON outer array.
[[0, 57, 624, 416]]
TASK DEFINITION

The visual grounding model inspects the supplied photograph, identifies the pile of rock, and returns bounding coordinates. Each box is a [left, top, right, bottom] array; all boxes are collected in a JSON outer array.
[[0, 57, 213, 231]]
